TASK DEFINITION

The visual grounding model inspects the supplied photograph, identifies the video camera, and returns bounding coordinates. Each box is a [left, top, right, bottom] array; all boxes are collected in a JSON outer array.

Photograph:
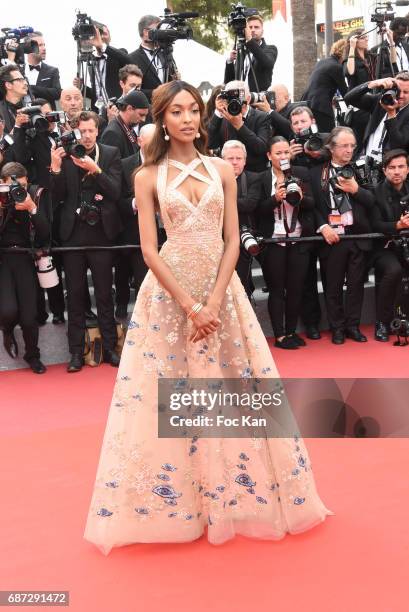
[[228, 2, 258, 37], [0, 177, 27, 210], [148, 9, 198, 45], [0, 26, 38, 64], [294, 127, 324, 153], [72, 11, 105, 56], [218, 88, 246, 116], [370, 2, 395, 25], [54, 129, 86, 159], [279, 159, 302, 206]]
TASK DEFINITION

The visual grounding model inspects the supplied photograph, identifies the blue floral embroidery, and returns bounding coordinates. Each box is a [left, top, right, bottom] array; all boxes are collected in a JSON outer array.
[[229, 499, 237, 506], [143, 351, 156, 359], [208, 357, 216, 363], [294, 497, 305, 505], [135, 507, 149, 515], [208, 516, 212, 525], [298, 456, 306, 467], [246, 487, 255, 494], [127, 320, 140, 329], [216, 485, 225, 492], [198, 485, 204, 493], [132, 393, 142, 401], [235, 473, 256, 487], [241, 367, 252, 378], [292, 469, 300, 476], [237, 463, 247, 470], [256, 496, 267, 504], [167, 354, 176, 361], [153, 294, 165, 302], [192, 436, 199, 443], [151, 324, 160, 331], [114, 402, 124, 408], [189, 445, 197, 456], [162, 463, 177, 472], [185, 514, 194, 520], [239, 453, 249, 461], [221, 362, 229, 368], [126, 340, 135, 346], [165, 499, 177, 506], [97, 508, 113, 517], [233, 340, 242, 347], [157, 474, 170, 481], [121, 375, 131, 381], [261, 367, 272, 374], [152, 485, 182, 500], [168, 512, 177, 517], [105, 481, 119, 488]]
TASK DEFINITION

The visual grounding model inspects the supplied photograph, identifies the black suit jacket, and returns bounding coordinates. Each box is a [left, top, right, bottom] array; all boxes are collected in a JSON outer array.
[[0, 99, 16, 134], [105, 45, 162, 101], [344, 82, 409, 153], [50, 143, 122, 242], [100, 117, 139, 159], [11, 128, 53, 188], [224, 38, 277, 92], [255, 166, 315, 251], [302, 55, 347, 118], [28, 62, 61, 109], [119, 151, 141, 244], [372, 179, 409, 250], [236, 170, 261, 229], [309, 162, 374, 255], [207, 106, 271, 172]]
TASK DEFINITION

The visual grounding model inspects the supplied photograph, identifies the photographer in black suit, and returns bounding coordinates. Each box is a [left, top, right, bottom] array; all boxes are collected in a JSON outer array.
[[370, 18, 408, 77], [0, 64, 30, 135], [255, 137, 315, 349], [100, 90, 149, 157], [371, 149, 409, 341], [207, 80, 271, 172], [302, 39, 348, 133], [23, 32, 61, 109], [224, 14, 277, 92], [88, 15, 169, 102], [221, 139, 261, 297], [0, 162, 50, 373], [310, 127, 374, 344], [345, 72, 409, 158], [50, 111, 122, 373]]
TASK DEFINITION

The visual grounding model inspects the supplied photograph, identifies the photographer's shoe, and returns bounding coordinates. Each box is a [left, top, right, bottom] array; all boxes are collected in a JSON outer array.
[[287, 333, 306, 346], [374, 321, 389, 342], [345, 327, 367, 342], [3, 329, 18, 359], [103, 350, 120, 367], [25, 357, 46, 374], [332, 329, 345, 345], [52, 313, 65, 325], [67, 353, 84, 373], [275, 336, 299, 349], [305, 326, 321, 340]]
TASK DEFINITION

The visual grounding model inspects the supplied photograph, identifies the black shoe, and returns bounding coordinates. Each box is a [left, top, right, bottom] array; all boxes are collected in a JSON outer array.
[[103, 349, 120, 366], [52, 313, 65, 325], [85, 310, 98, 321], [275, 336, 299, 350], [345, 327, 367, 342], [115, 304, 128, 321], [287, 333, 306, 347], [374, 321, 389, 342], [37, 313, 49, 326], [3, 329, 18, 359], [332, 329, 345, 345], [305, 326, 321, 340], [67, 353, 84, 373], [25, 357, 46, 374]]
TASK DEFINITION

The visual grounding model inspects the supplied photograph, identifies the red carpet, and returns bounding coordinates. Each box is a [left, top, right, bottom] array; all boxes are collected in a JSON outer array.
[[1, 325, 408, 612]]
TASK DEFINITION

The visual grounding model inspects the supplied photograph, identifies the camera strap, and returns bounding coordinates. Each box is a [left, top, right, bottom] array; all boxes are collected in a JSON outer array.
[[117, 115, 139, 147], [278, 202, 299, 235], [239, 172, 248, 198]]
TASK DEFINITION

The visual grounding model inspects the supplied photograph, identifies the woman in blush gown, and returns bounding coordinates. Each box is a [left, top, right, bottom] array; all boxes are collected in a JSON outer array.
[[84, 81, 332, 555]]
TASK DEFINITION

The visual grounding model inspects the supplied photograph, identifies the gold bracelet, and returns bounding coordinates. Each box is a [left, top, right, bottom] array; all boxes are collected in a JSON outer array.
[[187, 302, 203, 320]]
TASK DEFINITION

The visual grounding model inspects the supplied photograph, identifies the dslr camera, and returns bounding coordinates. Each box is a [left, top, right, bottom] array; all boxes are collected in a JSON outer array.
[[54, 129, 86, 159], [381, 84, 400, 106], [279, 159, 302, 206], [294, 127, 324, 152], [329, 165, 355, 213], [78, 197, 102, 226], [0, 178, 27, 210], [218, 88, 246, 116], [0, 134, 14, 154], [240, 225, 264, 256], [249, 91, 275, 108], [19, 105, 49, 133]]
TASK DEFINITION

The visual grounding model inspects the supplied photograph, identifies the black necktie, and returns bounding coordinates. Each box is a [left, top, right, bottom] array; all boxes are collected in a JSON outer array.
[[29, 64, 40, 71]]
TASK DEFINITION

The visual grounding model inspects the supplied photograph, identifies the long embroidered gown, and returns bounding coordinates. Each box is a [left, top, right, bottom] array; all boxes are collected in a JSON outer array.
[[84, 154, 332, 554]]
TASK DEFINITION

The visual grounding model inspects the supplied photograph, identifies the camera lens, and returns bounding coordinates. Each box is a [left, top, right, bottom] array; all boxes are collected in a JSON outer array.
[[227, 99, 243, 116]]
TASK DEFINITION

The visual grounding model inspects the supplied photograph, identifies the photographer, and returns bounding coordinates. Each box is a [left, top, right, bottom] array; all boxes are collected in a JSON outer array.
[[302, 40, 348, 133], [100, 90, 149, 158], [371, 149, 409, 341], [50, 111, 122, 373], [345, 72, 409, 157], [255, 136, 315, 349], [22, 32, 61, 109], [0, 64, 29, 135], [88, 15, 167, 101], [224, 14, 277, 92], [0, 162, 50, 373], [221, 139, 261, 297], [370, 17, 408, 77], [208, 80, 271, 172], [310, 127, 374, 344]]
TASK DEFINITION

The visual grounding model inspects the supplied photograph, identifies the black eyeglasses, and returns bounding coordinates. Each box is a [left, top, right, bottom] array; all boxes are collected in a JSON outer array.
[[9, 77, 26, 83]]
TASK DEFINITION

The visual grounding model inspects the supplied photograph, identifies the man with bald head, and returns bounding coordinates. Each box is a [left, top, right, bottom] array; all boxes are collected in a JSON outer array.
[[59, 87, 84, 124]]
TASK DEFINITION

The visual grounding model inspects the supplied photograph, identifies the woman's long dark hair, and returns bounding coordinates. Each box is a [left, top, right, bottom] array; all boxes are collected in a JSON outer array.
[[141, 80, 208, 167], [343, 29, 376, 79]]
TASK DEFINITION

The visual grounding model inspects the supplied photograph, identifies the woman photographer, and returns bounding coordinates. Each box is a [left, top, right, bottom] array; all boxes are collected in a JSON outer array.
[[255, 136, 315, 349]]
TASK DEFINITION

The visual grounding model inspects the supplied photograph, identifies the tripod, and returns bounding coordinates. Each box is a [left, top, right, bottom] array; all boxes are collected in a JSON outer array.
[[76, 42, 110, 113], [144, 43, 179, 84], [374, 25, 395, 79], [232, 30, 260, 91]]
